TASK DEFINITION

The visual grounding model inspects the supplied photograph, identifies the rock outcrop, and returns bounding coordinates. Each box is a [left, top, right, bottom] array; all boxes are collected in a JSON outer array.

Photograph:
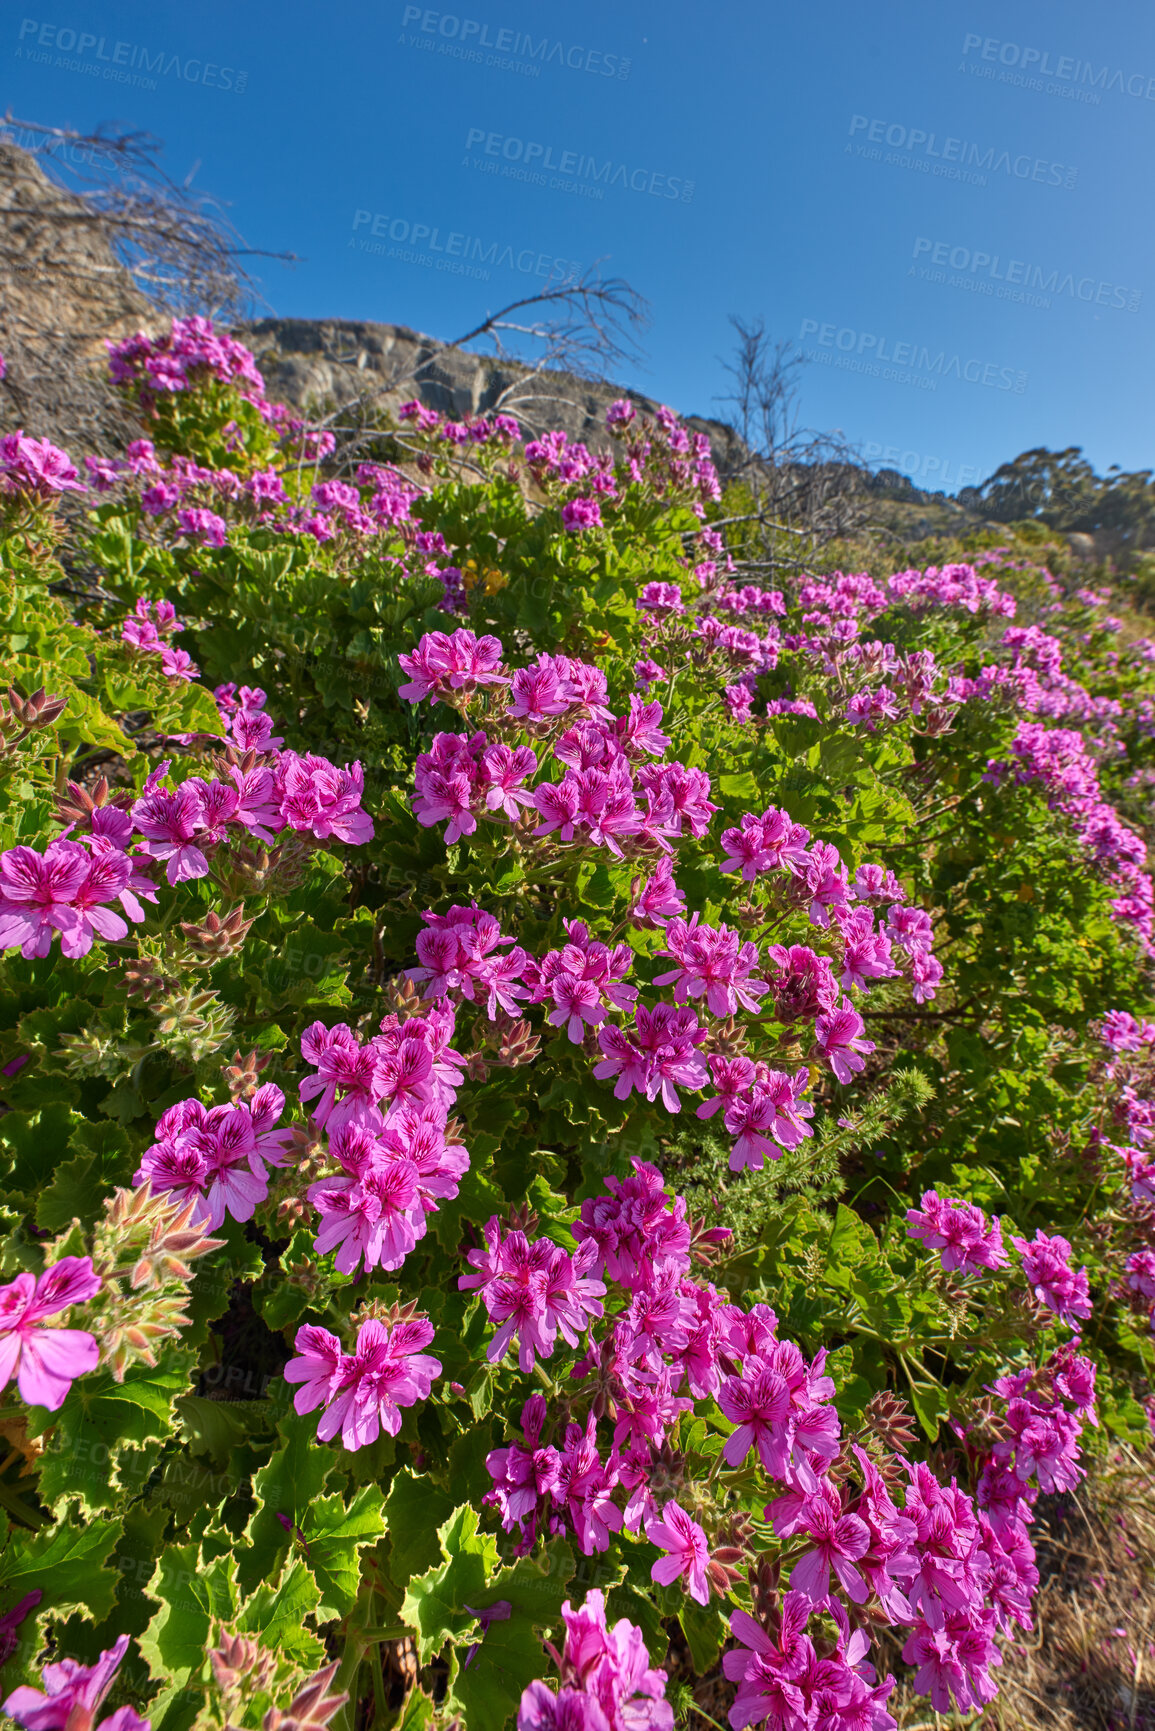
[[236, 315, 743, 461], [0, 140, 741, 461], [0, 140, 152, 448]]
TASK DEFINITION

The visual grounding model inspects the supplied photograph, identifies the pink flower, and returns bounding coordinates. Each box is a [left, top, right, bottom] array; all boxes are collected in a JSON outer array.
[[131, 780, 210, 883], [398, 629, 508, 705], [654, 916, 767, 1019], [721, 1604, 809, 1731], [907, 1191, 1008, 1275], [646, 1500, 709, 1605], [1010, 1230, 1092, 1326], [0, 431, 86, 497], [767, 1481, 871, 1604], [177, 507, 227, 546], [631, 861, 685, 928], [814, 999, 875, 1084], [0, 1257, 101, 1410], [285, 1315, 441, 1451], [562, 497, 603, 532], [134, 1087, 292, 1231], [4, 1633, 149, 1731], [0, 840, 142, 959], [460, 1222, 605, 1373], [724, 1069, 814, 1170]]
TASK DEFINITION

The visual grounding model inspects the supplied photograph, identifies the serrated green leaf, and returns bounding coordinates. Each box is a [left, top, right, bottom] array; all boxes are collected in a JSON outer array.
[[401, 1505, 500, 1663], [0, 1509, 123, 1623], [29, 1364, 186, 1514], [238, 1409, 337, 1595], [383, 1469, 458, 1588], [302, 1483, 386, 1621]]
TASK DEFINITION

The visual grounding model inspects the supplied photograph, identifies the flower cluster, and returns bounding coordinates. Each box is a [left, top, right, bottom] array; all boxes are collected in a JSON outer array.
[[987, 722, 1154, 949], [130, 747, 373, 887], [107, 316, 266, 404], [518, 1588, 672, 1731], [284, 1314, 441, 1450], [460, 1221, 606, 1372], [121, 597, 199, 681], [0, 837, 148, 960], [0, 430, 86, 498], [134, 1085, 293, 1230], [906, 1191, 1008, 1275], [298, 1005, 469, 1275]]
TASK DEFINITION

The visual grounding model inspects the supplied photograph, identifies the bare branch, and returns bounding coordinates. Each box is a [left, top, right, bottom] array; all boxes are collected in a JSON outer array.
[[710, 315, 874, 563], [0, 113, 297, 320]]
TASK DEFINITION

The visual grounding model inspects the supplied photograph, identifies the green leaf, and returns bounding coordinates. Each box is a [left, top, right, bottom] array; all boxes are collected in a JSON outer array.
[[302, 1484, 386, 1621], [30, 1364, 186, 1515], [401, 1504, 500, 1663], [139, 1542, 238, 1685], [238, 1560, 324, 1662], [383, 1469, 458, 1588], [0, 1509, 123, 1622], [678, 1595, 728, 1675], [238, 1409, 338, 1595], [34, 1126, 133, 1231], [907, 1376, 949, 1441], [395, 1685, 436, 1731]]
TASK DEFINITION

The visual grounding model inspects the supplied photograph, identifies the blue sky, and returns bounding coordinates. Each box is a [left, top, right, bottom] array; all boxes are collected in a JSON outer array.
[[5, 0, 1154, 490]]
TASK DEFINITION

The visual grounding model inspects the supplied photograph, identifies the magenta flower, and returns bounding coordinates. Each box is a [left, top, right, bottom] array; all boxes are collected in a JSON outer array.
[[285, 1315, 441, 1451], [724, 1069, 814, 1171], [0, 841, 114, 958], [459, 1221, 605, 1373], [0, 1257, 101, 1410], [721, 1605, 810, 1731], [131, 780, 210, 883], [814, 999, 875, 1084], [277, 752, 374, 846], [0, 431, 87, 498], [631, 861, 685, 928], [533, 1589, 672, 1731], [177, 506, 227, 546], [398, 629, 508, 705], [134, 1087, 292, 1231], [906, 1191, 1008, 1275], [654, 916, 767, 1018], [562, 496, 603, 532], [768, 1482, 871, 1604], [1010, 1230, 1092, 1326], [646, 1500, 710, 1606], [4, 1633, 149, 1731], [901, 1614, 1002, 1715]]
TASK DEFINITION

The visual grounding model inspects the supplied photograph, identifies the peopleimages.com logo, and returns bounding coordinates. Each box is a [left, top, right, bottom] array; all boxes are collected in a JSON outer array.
[[910, 238, 1142, 313], [799, 319, 1028, 394], [862, 444, 985, 490], [350, 210, 581, 284], [399, 7, 631, 78], [847, 114, 1077, 189], [15, 18, 247, 90], [961, 34, 1155, 102], [463, 128, 694, 202]]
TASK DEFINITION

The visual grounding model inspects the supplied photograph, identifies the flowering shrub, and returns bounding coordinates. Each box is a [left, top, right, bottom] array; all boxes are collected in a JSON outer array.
[[0, 328, 1153, 1731]]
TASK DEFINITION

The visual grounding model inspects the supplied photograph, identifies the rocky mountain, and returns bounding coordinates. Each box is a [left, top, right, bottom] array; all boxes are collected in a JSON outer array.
[[236, 315, 742, 461], [0, 139, 153, 447]]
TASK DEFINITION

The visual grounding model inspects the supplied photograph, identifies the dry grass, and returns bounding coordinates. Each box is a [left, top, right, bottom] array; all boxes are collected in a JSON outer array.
[[958, 1447, 1155, 1731]]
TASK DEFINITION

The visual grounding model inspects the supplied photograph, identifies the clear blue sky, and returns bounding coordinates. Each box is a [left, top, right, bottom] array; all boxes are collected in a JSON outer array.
[[5, 0, 1155, 490]]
